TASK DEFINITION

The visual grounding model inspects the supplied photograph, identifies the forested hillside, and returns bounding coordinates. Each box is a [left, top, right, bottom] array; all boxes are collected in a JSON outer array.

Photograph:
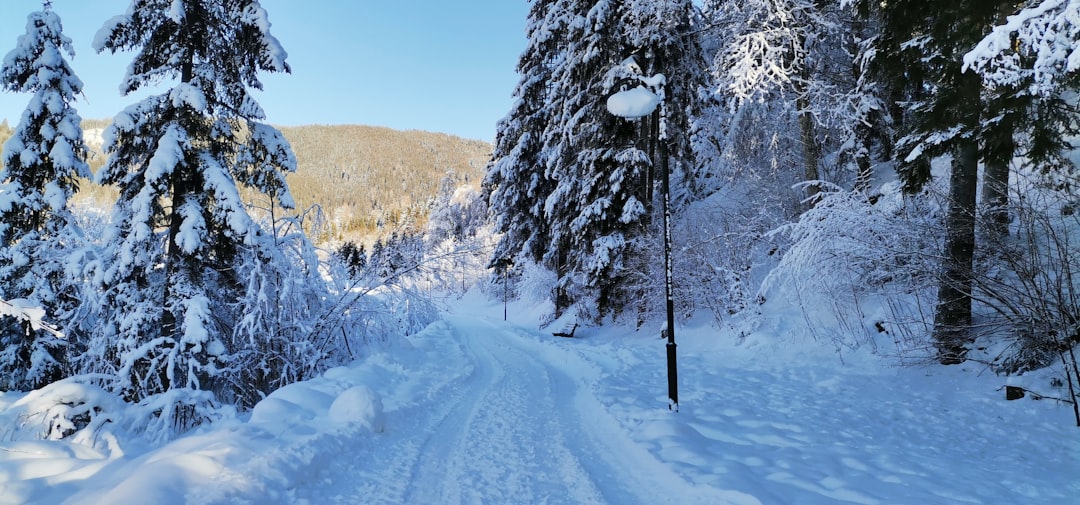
[[277, 124, 490, 239], [1, 121, 491, 242]]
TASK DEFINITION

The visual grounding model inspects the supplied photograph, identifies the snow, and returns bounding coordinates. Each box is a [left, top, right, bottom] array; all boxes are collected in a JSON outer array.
[[241, 2, 290, 73], [963, 0, 1080, 96], [606, 86, 661, 118], [0, 298, 63, 338], [167, 0, 186, 24], [91, 16, 129, 53], [1, 290, 1075, 504], [328, 385, 385, 433], [169, 83, 207, 112]]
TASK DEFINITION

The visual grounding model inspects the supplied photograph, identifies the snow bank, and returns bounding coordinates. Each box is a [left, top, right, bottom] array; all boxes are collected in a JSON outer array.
[[0, 319, 470, 504]]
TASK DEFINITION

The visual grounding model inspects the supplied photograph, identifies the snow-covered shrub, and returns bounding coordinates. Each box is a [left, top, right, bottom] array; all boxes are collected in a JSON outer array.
[[674, 189, 788, 325], [316, 225, 442, 362], [123, 387, 231, 445], [219, 208, 331, 409], [763, 181, 944, 352], [971, 186, 1080, 376], [490, 261, 558, 320], [0, 378, 122, 449]]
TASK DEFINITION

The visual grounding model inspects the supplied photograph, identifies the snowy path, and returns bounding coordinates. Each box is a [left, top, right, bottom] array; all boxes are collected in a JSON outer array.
[[292, 313, 735, 505]]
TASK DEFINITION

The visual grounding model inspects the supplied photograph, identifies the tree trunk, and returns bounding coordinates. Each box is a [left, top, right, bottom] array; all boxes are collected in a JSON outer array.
[[794, 27, 821, 206], [849, 17, 875, 195], [796, 89, 821, 206], [981, 101, 1014, 238], [853, 120, 875, 195], [981, 155, 1010, 237], [933, 71, 981, 364], [160, 56, 196, 349]]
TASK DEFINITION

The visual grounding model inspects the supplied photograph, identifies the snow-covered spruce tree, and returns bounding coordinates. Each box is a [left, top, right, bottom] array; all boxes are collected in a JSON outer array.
[[484, 0, 570, 282], [0, 2, 91, 390], [965, 0, 1080, 195], [537, 0, 709, 321], [962, 1, 1080, 388], [89, 0, 300, 425]]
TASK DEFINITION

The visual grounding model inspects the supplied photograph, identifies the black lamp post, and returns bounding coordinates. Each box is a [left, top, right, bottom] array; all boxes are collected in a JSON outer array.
[[606, 58, 678, 412]]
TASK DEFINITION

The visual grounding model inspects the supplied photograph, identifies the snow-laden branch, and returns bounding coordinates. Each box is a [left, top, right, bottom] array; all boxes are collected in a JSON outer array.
[[964, 0, 1080, 96], [0, 298, 65, 339]]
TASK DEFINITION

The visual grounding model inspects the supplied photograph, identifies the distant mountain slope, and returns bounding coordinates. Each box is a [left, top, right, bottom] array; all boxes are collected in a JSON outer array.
[[1, 121, 491, 241], [279, 124, 491, 238]]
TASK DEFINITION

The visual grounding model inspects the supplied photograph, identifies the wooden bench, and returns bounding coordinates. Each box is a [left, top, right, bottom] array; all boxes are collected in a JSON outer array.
[[552, 322, 578, 338]]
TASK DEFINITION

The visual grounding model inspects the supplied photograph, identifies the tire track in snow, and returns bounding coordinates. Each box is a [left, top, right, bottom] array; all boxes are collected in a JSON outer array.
[[415, 315, 746, 505], [292, 315, 750, 505], [402, 317, 607, 505], [501, 323, 757, 505]]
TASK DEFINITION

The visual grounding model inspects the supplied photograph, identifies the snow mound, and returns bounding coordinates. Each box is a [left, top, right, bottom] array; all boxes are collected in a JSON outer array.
[[329, 385, 385, 433]]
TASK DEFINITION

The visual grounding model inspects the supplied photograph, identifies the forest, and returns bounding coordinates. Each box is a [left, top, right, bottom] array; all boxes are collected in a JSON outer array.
[[483, 0, 1080, 421], [0, 0, 1078, 448]]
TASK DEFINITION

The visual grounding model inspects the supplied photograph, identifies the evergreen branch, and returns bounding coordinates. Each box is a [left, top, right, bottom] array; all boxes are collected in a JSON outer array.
[[0, 298, 66, 339]]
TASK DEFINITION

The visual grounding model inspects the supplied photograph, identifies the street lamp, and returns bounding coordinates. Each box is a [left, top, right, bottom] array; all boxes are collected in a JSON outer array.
[[606, 57, 678, 412]]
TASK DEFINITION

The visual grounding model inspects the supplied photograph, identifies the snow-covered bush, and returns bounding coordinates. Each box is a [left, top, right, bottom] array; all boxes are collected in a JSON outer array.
[[319, 226, 442, 357], [674, 188, 789, 325], [763, 182, 944, 352], [971, 186, 1080, 376], [0, 378, 122, 449], [217, 207, 331, 408], [499, 261, 541, 305]]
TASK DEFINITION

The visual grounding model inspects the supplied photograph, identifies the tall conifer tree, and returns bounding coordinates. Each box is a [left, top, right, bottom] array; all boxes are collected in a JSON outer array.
[[0, 1, 90, 389], [485, 0, 569, 273], [488, 0, 710, 320], [89, 0, 295, 413], [865, 0, 1012, 362]]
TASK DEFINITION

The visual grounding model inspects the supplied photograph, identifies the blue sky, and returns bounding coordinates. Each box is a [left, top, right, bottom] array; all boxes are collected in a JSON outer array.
[[0, 0, 530, 141]]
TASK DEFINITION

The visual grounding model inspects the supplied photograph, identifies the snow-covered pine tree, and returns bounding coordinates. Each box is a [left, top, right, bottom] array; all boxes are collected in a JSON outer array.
[[88, 0, 297, 422], [538, 0, 708, 320], [0, 2, 91, 390], [960, 0, 1080, 377], [620, 0, 716, 203], [966, 0, 1080, 195], [484, 0, 571, 278]]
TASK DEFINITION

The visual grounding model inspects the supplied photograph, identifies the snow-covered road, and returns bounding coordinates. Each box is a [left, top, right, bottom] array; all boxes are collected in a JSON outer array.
[[292, 313, 736, 505]]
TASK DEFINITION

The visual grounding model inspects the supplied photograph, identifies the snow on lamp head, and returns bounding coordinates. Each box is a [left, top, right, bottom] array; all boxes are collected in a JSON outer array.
[[606, 56, 666, 119], [606, 86, 661, 119]]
